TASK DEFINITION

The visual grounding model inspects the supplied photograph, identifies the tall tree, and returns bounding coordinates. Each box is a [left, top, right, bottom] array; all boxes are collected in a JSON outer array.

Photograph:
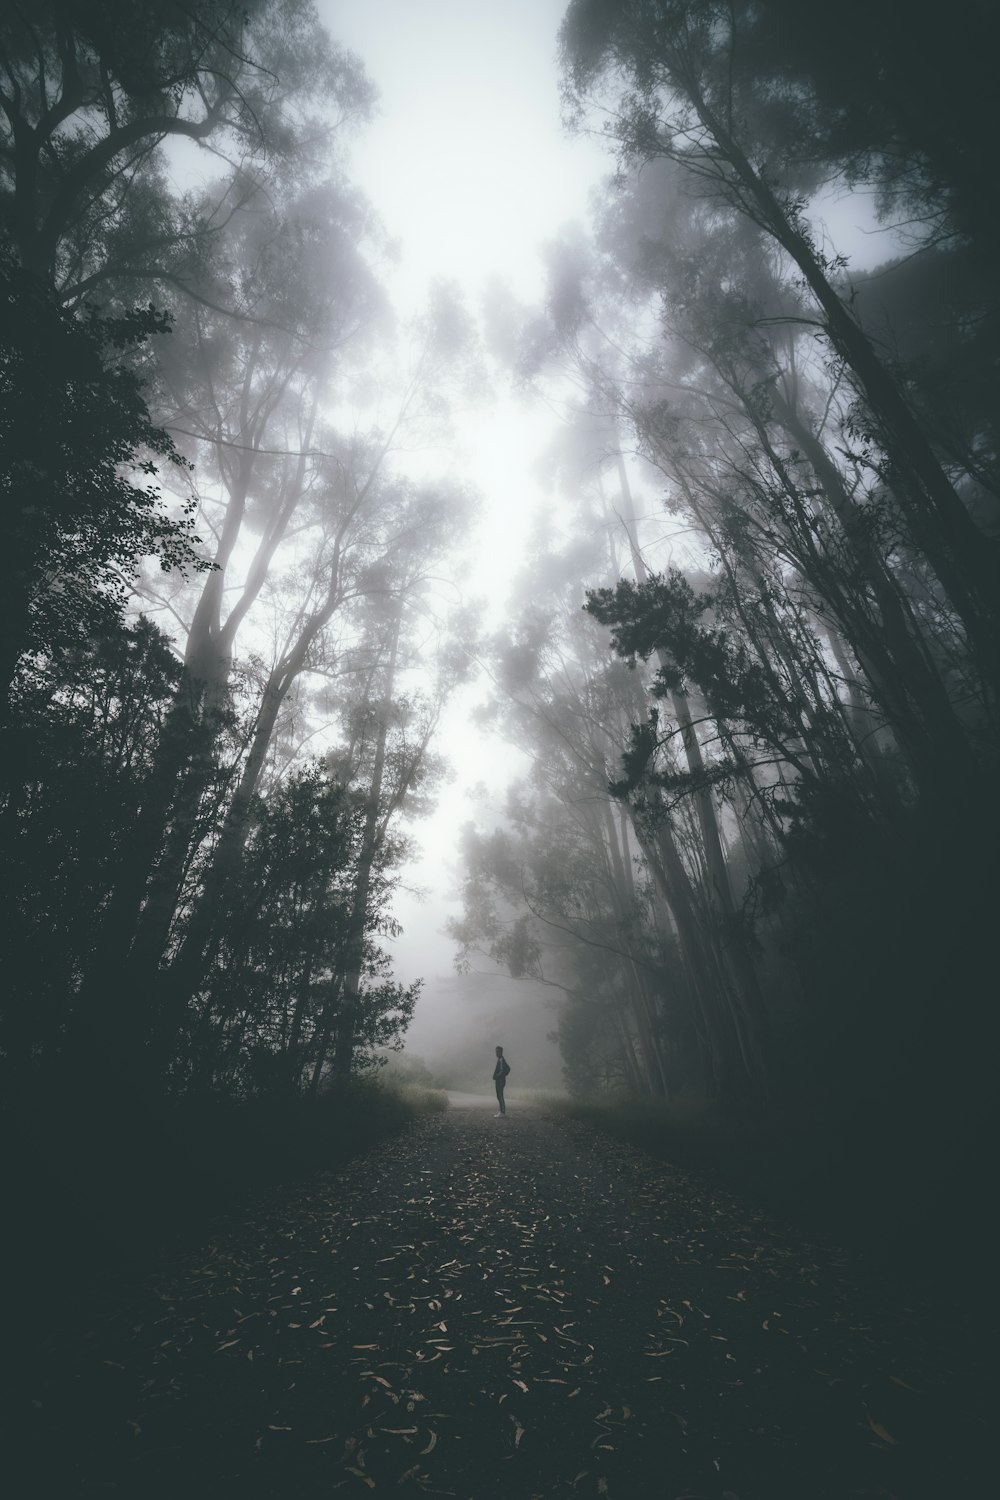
[[0, 251, 207, 710], [0, 0, 374, 294], [559, 0, 1000, 667]]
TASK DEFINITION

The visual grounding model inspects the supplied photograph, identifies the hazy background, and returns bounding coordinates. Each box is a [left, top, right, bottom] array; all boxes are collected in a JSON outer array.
[[313, 0, 612, 1085], [317, 0, 897, 1088]]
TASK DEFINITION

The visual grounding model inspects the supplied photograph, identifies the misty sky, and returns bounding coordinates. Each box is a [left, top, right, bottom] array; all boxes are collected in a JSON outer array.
[[316, 0, 610, 1025], [324, 0, 607, 307]]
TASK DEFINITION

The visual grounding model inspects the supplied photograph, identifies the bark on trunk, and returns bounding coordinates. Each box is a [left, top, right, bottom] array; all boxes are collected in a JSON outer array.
[[613, 457, 770, 1089], [333, 608, 402, 1077], [683, 76, 1000, 664]]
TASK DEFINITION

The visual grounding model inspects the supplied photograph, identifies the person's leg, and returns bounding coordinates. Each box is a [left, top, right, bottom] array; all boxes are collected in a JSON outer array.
[[497, 1080, 506, 1115]]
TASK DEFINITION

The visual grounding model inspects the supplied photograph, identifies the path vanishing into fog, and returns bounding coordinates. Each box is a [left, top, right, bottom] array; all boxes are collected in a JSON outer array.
[[28, 1100, 987, 1498]]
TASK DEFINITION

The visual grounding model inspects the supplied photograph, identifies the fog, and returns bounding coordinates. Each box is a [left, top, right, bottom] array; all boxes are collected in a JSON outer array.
[[315, 0, 911, 1092], [298, 0, 608, 1089], [6, 7, 996, 1492], [3, 0, 996, 1124]]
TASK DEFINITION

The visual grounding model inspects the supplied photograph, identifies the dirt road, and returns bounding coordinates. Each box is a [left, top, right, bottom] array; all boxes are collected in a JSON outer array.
[[27, 1101, 985, 1497]]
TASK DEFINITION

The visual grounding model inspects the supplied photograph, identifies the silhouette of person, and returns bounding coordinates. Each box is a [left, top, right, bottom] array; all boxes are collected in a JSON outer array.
[[493, 1045, 510, 1116]]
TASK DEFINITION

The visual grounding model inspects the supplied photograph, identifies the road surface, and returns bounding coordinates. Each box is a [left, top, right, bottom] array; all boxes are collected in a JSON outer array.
[[27, 1100, 985, 1497]]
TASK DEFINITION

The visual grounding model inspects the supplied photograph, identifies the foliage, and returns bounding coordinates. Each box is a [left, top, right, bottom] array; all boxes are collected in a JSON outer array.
[[0, 617, 182, 1060], [0, 0, 375, 292], [0, 249, 208, 692], [1, 0, 470, 1122]]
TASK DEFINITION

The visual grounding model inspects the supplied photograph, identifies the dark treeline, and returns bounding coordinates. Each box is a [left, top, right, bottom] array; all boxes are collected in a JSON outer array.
[[0, 1, 470, 1258], [453, 0, 999, 1266]]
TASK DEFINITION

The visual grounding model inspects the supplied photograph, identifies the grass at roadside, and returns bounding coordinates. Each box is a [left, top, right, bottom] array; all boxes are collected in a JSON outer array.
[[165, 1075, 450, 1197], [552, 1092, 769, 1188], [4, 1074, 448, 1303], [552, 1090, 994, 1288]]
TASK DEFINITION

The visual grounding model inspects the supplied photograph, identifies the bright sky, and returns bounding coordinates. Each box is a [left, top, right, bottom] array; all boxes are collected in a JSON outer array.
[[321, 0, 606, 307]]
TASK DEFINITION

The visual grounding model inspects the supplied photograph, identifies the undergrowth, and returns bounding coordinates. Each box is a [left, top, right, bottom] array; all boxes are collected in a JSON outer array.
[[3, 1074, 447, 1301], [555, 1088, 994, 1292]]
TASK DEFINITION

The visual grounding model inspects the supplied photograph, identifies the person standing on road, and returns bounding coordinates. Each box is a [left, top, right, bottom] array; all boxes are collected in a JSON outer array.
[[493, 1045, 510, 1116]]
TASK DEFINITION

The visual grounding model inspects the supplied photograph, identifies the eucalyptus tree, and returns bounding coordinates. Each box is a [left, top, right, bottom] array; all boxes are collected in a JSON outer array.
[[182, 756, 419, 1098], [0, 252, 207, 711], [736, 0, 1000, 257], [511, 153, 994, 1118], [536, 156, 984, 800], [601, 180, 982, 793], [326, 535, 481, 1080], [149, 172, 383, 708], [144, 469, 464, 1078], [513, 252, 779, 1096], [123, 281, 476, 1067], [71, 179, 383, 1032], [450, 794, 677, 1097], [191, 763, 360, 1093], [451, 508, 723, 1097], [559, 0, 1000, 670], [0, 0, 393, 1086], [178, 761, 419, 1097], [0, 0, 374, 296], [0, 617, 181, 1074]]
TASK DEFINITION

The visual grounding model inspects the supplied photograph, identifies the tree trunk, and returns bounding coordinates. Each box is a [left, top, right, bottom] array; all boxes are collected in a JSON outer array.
[[126, 430, 316, 988], [769, 388, 977, 776], [612, 456, 770, 1089], [683, 76, 1000, 664], [333, 607, 402, 1077], [626, 796, 757, 1103], [597, 796, 670, 1096]]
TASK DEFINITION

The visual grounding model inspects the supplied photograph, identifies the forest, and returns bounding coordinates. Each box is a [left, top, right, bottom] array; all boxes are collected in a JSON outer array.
[[2, 0, 997, 1398], [0, 0, 483, 1231], [447, 0, 1000, 1263]]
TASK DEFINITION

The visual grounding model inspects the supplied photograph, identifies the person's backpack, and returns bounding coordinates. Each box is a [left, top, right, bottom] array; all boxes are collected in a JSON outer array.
[[503, 1059, 511, 1077]]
